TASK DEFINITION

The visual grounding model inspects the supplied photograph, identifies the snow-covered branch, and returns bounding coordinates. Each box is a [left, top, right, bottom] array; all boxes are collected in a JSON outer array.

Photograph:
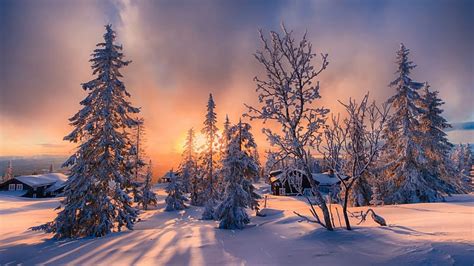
[[245, 24, 333, 231], [320, 93, 389, 230]]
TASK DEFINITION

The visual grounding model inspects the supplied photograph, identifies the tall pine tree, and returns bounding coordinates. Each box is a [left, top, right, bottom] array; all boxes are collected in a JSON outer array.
[[179, 128, 204, 205], [234, 120, 261, 213], [140, 160, 158, 210], [35, 25, 140, 238], [215, 119, 260, 229], [419, 84, 460, 192], [382, 44, 445, 203], [165, 175, 188, 211], [201, 93, 219, 220], [451, 143, 473, 191], [216, 115, 232, 199]]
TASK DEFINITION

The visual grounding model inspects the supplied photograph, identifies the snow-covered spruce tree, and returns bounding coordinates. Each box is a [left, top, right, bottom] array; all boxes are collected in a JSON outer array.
[[222, 115, 232, 150], [140, 160, 158, 210], [254, 149, 263, 181], [179, 128, 197, 194], [418, 84, 462, 193], [263, 150, 282, 178], [215, 115, 232, 200], [321, 94, 389, 230], [369, 183, 384, 206], [451, 144, 466, 173], [179, 128, 205, 205], [200, 93, 219, 220], [382, 44, 446, 204], [451, 144, 473, 191], [34, 25, 140, 238], [234, 120, 261, 213], [165, 175, 188, 211], [129, 118, 147, 203], [463, 144, 473, 191], [245, 25, 333, 230], [461, 143, 474, 175], [215, 120, 259, 229]]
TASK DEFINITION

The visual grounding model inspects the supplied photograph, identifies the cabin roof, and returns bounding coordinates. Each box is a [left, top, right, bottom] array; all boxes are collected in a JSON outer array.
[[269, 170, 283, 177], [14, 173, 67, 188], [269, 176, 281, 183], [269, 169, 348, 186], [311, 173, 348, 186]]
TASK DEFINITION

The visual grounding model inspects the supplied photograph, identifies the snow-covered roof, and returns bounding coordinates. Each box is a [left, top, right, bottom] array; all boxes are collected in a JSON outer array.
[[14, 173, 67, 188], [269, 170, 283, 177], [311, 172, 348, 186], [269, 169, 348, 186], [269, 176, 281, 183], [44, 177, 67, 193]]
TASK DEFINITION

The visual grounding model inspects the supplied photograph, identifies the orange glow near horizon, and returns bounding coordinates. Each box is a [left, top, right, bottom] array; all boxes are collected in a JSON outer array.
[[173, 132, 208, 155]]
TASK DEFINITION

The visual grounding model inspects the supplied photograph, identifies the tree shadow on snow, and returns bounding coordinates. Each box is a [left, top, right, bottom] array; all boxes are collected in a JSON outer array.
[[0, 204, 209, 265], [2, 203, 473, 265], [378, 225, 438, 236], [0, 200, 60, 215]]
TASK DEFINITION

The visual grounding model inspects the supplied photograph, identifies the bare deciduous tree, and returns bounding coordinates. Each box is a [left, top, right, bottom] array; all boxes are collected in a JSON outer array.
[[320, 93, 389, 230], [245, 24, 333, 230]]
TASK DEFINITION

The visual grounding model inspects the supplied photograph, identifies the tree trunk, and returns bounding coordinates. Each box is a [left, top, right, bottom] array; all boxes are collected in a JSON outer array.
[[308, 175, 334, 231], [342, 189, 352, 230], [319, 200, 334, 231]]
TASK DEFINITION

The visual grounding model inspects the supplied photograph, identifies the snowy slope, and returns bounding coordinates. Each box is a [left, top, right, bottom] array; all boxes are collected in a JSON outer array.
[[0, 184, 473, 265]]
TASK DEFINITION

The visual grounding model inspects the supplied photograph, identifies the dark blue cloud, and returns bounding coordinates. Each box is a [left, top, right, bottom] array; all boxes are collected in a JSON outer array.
[[449, 121, 474, 131], [0, 0, 472, 123]]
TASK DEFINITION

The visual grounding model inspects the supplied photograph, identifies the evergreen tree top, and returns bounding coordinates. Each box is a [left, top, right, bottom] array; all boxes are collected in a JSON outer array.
[[224, 115, 230, 131], [202, 93, 218, 137], [81, 24, 134, 104], [182, 128, 196, 160], [207, 93, 216, 110], [421, 84, 451, 130], [394, 43, 416, 76], [389, 43, 424, 92]]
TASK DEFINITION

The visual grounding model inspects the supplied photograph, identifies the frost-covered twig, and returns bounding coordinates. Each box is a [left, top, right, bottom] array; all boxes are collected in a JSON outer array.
[[245, 24, 333, 231], [349, 209, 387, 226], [294, 211, 322, 225], [319, 93, 389, 230]]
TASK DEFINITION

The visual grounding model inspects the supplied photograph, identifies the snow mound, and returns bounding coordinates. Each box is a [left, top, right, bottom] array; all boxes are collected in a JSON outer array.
[[258, 208, 283, 217]]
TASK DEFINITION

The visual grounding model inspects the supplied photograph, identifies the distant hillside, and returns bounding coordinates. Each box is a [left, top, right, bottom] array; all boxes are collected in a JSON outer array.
[[448, 121, 474, 131], [0, 155, 69, 176]]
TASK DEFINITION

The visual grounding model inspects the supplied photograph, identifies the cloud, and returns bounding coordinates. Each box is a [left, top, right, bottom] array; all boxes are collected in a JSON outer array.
[[1, 0, 473, 173], [37, 143, 66, 148], [449, 121, 474, 131]]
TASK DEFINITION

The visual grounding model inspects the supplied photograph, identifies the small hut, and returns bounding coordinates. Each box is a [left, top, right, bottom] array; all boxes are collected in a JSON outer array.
[[161, 169, 177, 183], [269, 169, 348, 196], [0, 173, 67, 198]]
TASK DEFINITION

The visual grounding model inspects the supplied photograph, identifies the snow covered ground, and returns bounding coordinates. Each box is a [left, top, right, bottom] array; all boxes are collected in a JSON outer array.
[[0, 184, 473, 265]]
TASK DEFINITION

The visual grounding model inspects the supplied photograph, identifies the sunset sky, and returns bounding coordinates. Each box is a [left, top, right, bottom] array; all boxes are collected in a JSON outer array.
[[1, 0, 473, 175]]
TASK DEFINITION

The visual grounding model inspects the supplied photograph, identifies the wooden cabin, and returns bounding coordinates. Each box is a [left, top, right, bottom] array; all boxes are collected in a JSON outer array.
[[161, 169, 177, 183], [0, 173, 67, 198], [269, 169, 348, 196]]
